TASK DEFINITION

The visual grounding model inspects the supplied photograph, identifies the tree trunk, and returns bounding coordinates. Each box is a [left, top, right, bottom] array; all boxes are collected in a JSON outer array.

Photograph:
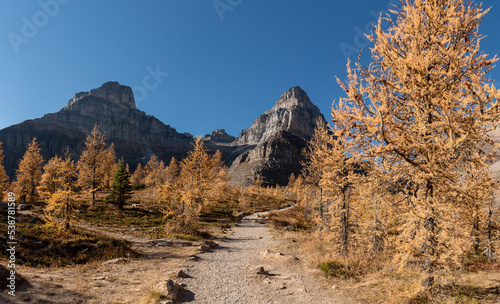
[[487, 195, 495, 262]]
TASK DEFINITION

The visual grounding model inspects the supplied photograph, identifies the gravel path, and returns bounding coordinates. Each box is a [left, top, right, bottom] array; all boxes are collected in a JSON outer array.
[[178, 212, 348, 304]]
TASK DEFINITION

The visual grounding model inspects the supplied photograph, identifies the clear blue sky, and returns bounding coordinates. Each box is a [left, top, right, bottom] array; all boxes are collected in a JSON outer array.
[[1, 0, 500, 137]]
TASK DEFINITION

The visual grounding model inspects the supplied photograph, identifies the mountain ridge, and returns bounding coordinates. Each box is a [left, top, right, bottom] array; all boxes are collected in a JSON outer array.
[[0, 82, 326, 186]]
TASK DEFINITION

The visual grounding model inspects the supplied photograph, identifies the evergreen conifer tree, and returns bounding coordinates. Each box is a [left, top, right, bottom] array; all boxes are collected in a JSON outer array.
[[106, 159, 133, 210]]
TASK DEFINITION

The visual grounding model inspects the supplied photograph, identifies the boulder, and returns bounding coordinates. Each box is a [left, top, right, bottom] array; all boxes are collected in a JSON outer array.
[[156, 279, 182, 302]]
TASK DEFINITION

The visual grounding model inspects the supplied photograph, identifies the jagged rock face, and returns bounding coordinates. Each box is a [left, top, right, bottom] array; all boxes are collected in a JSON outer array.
[[0, 82, 192, 178], [229, 86, 326, 186], [65, 81, 136, 110], [235, 86, 323, 145], [203, 129, 235, 143], [229, 131, 308, 186]]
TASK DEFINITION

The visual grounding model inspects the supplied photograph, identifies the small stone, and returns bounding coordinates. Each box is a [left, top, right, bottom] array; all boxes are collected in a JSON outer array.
[[257, 267, 269, 275], [17, 204, 29, 211], [199, 245, 211, 252], [187, 255, 201, 261], [92, 277, 105, 280], [102, 258, 125, 265], [204, 240, 218, 249], [176, 270, 189, 278], [332, 285, 337, 289], [130, 228, 141, 232]]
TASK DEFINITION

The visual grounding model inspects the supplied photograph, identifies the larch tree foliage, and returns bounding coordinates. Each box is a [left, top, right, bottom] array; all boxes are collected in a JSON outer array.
[[16, 138, 44, 203], [43, 154, 77, 230], [160, 137, 229, 233], [39, 156, 66, 196], [106, 159, 133, 210], [165, 157, 180, 183], [144, 155, 165, 187], [77, 125, 108, 205], [334, 0, 500, 286], [131, 163, 146, 186], [0, 142, 9, 200], [101, 143, 117, 190], [306, 119, 362, 256]]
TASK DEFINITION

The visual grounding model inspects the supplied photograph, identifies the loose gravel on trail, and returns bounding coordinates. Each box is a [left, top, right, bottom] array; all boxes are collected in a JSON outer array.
[[178, 212, 349, 304]]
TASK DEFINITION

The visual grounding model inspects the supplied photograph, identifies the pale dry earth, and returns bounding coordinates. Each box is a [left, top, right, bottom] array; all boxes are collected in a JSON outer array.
[[4, 211, 354, 303]]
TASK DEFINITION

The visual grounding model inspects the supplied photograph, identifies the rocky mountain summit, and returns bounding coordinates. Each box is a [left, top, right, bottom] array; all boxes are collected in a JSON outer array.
[[0, 82, 193, 178], [228, 87, 326, 185], [65, 81, 136, 110], [0, 83, 325, 186]]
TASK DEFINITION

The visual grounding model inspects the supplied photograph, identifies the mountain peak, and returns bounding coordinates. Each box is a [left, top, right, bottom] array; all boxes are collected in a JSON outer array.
[[235, 87, 325, 145], [274, 86, 313, 108], [64, 81, 136, 110]]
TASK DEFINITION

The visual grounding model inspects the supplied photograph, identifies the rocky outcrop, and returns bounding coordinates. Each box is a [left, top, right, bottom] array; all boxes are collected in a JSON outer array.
[[0, 82, 193, 177], [65, 81, 136, 110], [228, 86, 326, 186], [235, 86, 322, 145], [203, 129, 235, 143]]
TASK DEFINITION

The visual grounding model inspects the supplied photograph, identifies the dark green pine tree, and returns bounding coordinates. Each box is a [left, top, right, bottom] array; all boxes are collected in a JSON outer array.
[[106, 159, 133, 210]]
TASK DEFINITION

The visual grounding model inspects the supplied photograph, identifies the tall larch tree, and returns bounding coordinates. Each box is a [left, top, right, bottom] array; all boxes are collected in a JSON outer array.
[[43, 155, 77, 230], [16, 138, 44, 203], [307, 120, 362, 256], [334, 0, 500, 287], [0, 142, 9, 200], [160, 138, 229, 232], [77, 125, 108, 205]]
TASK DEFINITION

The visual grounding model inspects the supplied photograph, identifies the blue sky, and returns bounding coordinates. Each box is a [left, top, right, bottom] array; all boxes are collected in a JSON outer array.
[[1, 0, 500, 137]]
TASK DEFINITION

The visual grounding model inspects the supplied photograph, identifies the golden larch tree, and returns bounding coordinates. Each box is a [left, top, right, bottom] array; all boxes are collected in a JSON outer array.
[[306, 120, 362, 256], [43, 154, 77, 230], [77, 125, 108, 205], [15, 138, 44, 203], [160, 137, 229, 233], [334, 0, 500, 286]]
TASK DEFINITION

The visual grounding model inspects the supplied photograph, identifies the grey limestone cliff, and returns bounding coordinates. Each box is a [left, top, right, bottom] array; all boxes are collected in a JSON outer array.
[[228, 86, 326, 186], [0, 83, 326, 187]]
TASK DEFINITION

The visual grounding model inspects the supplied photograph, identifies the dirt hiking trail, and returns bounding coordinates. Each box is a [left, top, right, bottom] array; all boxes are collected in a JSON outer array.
[[177, 212, 353, 303]]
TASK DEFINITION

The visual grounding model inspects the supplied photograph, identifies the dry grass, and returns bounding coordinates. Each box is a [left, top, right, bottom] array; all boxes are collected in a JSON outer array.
[[269, 211, 500, 304]]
